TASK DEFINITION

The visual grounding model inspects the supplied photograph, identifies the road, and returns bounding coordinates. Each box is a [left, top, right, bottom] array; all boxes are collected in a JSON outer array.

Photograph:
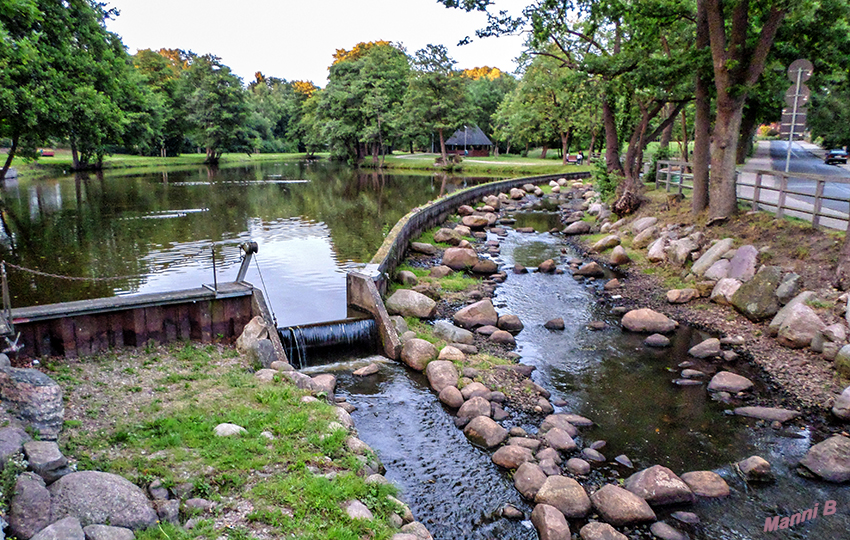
[[767, 140, 850, 214]]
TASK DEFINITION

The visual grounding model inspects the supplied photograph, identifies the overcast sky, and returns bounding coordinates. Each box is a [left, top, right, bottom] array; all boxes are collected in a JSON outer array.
[[104, 0, 528, 86]]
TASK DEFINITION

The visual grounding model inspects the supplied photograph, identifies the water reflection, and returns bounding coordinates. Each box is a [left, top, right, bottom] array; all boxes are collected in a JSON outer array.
[[0, 162, 497, 326]]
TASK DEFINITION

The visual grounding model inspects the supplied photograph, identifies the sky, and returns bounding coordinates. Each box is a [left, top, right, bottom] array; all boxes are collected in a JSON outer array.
[[104, 0, 529, 86]]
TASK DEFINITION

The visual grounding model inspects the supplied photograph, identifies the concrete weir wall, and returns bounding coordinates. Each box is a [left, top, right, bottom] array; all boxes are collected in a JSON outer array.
[[10, 282, 283, 360], [364, 171, 592, 294], [346, 171, 591, 358]]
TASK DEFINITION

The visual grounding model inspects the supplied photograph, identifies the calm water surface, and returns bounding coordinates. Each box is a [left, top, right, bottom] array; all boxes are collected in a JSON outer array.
[[0, 161, 492, 326]]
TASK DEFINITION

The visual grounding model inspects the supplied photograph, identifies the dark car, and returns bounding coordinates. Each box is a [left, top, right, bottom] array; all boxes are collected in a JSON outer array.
[[825, 149, 848, 165]]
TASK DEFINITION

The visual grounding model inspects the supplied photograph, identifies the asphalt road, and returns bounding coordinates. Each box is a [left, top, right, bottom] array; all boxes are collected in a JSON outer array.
[[768, 140, 850, 214]]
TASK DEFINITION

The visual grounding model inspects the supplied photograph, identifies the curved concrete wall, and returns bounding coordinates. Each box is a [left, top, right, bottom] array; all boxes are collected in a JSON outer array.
[[365, 172, 592, 293]]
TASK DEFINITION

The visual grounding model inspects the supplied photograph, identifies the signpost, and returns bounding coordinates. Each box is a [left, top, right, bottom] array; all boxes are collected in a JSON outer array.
[[782, 59, 814, 172]]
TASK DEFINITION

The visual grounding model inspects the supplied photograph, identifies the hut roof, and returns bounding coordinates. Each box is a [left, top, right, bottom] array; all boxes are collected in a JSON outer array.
[[445, 125, 493, 146]]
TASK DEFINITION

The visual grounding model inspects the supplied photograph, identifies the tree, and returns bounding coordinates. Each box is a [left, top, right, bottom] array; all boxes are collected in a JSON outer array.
[[463, 66, 517, 140], [133, 49, 190, 156], [404, 45, 476, 164], [182, 55, 253, 164]]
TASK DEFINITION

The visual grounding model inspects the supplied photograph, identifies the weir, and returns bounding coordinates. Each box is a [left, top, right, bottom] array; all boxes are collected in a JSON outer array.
[[278, 315, 378, 369]]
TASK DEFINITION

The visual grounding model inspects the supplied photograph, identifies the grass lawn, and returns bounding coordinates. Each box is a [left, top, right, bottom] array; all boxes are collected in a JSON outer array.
[[49, 342, 402, 540]]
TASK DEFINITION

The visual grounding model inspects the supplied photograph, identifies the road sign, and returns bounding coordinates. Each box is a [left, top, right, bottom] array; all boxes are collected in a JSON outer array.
[[785, 59, 813, 172], [788, 59, 814, 82], [784, 84, 811, 108]]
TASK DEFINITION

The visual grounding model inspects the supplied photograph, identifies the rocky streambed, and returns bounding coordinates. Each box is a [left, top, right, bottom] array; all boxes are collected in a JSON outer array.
[[329, 179, 850, 540]]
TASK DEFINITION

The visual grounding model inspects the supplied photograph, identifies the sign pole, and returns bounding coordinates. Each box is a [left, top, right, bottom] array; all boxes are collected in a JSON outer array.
[[785, 67, 804, 173]]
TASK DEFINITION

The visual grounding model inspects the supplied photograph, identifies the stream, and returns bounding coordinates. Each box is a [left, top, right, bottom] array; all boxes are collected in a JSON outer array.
[[325, 217, 848, 540]]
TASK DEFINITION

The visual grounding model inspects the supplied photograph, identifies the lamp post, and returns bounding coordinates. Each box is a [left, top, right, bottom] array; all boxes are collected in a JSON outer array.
[[464, 125, 468, 155]]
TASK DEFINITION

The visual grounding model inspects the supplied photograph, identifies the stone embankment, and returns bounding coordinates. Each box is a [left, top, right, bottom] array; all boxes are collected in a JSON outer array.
[[369, 177, 850, 539]]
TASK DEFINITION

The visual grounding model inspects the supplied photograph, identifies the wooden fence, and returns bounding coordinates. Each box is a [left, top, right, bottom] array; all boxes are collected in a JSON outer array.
[[654, 161, 850, 231]]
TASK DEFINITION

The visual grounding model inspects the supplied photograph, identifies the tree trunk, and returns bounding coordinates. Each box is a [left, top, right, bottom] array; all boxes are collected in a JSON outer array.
[[1, 135, 17, 181], [659, 105, 674, 151], [561, 131, 569, 165], [438, 128, 448, 164], [736, 106, 759, 164], [70, 140, 81, 171], [691, 0, 711, 214], [541, 145, 548, 159], [680, 110, 689, 162], [602, 94, 624, 177], [836, 230, 850, 290], [588, 131, 597, 160], [708, 98, 745, 220]]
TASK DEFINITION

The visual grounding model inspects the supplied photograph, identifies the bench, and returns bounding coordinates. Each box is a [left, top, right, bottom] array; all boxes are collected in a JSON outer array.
[[565, 154, 584, 164]]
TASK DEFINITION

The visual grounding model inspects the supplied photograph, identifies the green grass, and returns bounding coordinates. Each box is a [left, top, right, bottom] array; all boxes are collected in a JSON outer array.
[[438, 273, 479, 292], [56, 345, 401, 540], [381, 152, 593, 176]]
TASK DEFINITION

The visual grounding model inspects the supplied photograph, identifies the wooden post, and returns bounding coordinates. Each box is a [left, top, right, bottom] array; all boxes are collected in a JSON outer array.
[[666, 164, 672, 192], [677, 164, 684, 195], [752, 173, 763, 211], [812, 179, 825, 229], [655, 161, 661, 189], [776, 173, 789, 218]]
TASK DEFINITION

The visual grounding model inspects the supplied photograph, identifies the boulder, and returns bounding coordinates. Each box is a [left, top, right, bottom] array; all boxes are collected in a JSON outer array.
[[799, 435, 850, 483], [710, 278, 742, 306], [438, 346, 465, 362], [728, 245, 758, 281], [730, 266, 783, 321], [386, 289, 437, 319], [666, 289, 699, 304], [544, 428, 578, 452], [514, 462, 548, 499], [649, 522, 688, 540], [665, 237, 699, 267], [353, 363, 380, 377], [83, 525, 136, 540], [544, 318, 565, 330], [590, 484, 656, 526], [691, 238, 735, 276], [510, 188, 526, 199], [688, 338, 721, 359], [566, 458, 591, 475], [680, 471, 730, 498], [736, 456, 772, 481], [704, 259, 731, 281], [646, 237, 668, 263], [592, 235, 620, 252], [438, 386, 464, 408], [48, 471, 158, 529], [776, 303, 825, 349], [343, 500, 374, 520], [463, 416, 508, 448], [471, 259, 498, 274], [621, 309, 676, 333], [563, 221, 591, 235], [425, 361, 458, 393], [311, 374, 336, 396], [0, 368, 64, 440], [707, 371, 753, 393], [429, 265, 453, 278], [644, 334, 671, 348], [836, 344, 850, 378], [434, 228, 462, 245], [776, 273, 803, 304], [24, 440, 69, 484], [9, 472, 51, 540], [397, 271, 418, 287], [632, 226, 658, 249], [579, 522, 628, 540], [442, 247, 479, 270], [631, 217, 658, 234], [236, 316, 271, 354], [498, 315, 525, 334], [461, 382, 490, 400], [538, 259, 558, 273], [768, 291, 818, 337], [462, 215, 490, 229], [0, 426, 31, 465], [457, 396, 491, 420], [624, 465, 694, 505], [453, 299, 499, 329], [214, 423, 247, 437], [492, 445, 535, 469], [31, 518, 84, 540], [489, 330, 516, 346], [400, 339, 437, 371], [432, 321, 474, 344], [734, 406, 800, 423], [531, 504, 570, 540], [832, 386, 850, 420], [539, 415, 579, 437], [535, 476, 591, 518], [609, 246, 630, 266], [410, 242, 437, 255], [574, 262, 605, 277]]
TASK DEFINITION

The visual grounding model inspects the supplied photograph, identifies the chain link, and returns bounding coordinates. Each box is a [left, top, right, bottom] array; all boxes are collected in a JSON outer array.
[[2, 262, 141, 282]]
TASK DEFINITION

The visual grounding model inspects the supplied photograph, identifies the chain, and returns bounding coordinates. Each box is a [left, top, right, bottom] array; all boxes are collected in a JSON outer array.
[[2, 261, 142, 282]]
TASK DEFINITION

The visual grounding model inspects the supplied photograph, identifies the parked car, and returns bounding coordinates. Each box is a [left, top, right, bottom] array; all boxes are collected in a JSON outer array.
[[824, 149, 848, 164]]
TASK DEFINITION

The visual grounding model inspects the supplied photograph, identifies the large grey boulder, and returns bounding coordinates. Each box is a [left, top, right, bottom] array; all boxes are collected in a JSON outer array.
[[433, 228, 462, 245], [768, 291, 818, 337], [665, 237, 699, 267], [49, 471, 158, 529], [463, 416, 508, 448], [539, 414, 579, 437], [833, 386, 850, 420], [730, 266, 783, 321], [442, 247, 479, 270], [457, 396, 491, 420], [688, 338, 721, 359], [680, 471, 730, 498], [9, 472, 51, 540], [799, 435, 850, 483], [631, 217, 658, 234], [514, 462, 548, 499], [534, 476, 591, 518], [776, 273, 803, 304], [707, 371, 753, 393], [24, 440, 70, 484], [386, 289, 437, 319], [492, 445, 535, 469], [31, 517, 84, 540], [624, 465, 694, 506], [646, 237, 668, 263], [733, 407, 800, 423], [0, 426, 31, 465], [424, 361, 458, 393], [621, 309, 677, 333], [82, 525, 135, 540], [410, 242, 437, 255], [728, 245, 758, 281], [632, 226, 658, 249], [704, 259, 731, 281], [531, 504, 570, 540], [544, 428, 577, 452], [691, 238, 735, 276], [563, 221, 591, 235], [710, 278, 742, 306], [0, 368, 64, 440], [776, 303, 825, 349], [579, 522, 628, 540], [432, 321, 474, 344], [591, 235, 620, 252], [453, 299, 499, 329], [590, 484, 656, 526], [400, 339, 437, 372], [573, 262, 605, 277]]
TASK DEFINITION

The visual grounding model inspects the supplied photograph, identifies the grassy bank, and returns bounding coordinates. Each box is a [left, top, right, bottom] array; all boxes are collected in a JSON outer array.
[[52, 342, 401, 540], [379, 153, 594, 176]]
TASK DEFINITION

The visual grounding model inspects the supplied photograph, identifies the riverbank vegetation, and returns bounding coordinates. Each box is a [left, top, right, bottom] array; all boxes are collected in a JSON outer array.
[[54, 342, 401, 540]]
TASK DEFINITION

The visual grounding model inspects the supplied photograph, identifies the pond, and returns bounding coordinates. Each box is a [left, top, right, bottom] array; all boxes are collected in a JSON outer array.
[[0, 161, 494, 326]]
